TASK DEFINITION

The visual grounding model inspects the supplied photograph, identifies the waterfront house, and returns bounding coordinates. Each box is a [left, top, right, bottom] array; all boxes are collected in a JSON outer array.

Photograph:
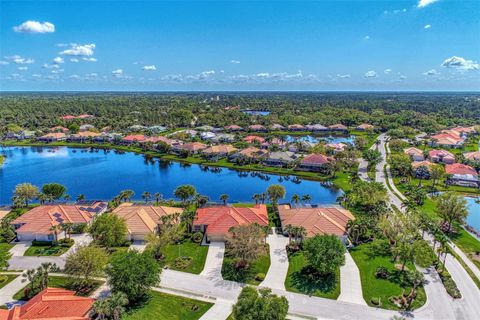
[[11, 202, 107, 241], [263, 151, 298, 167], [356, 123, 374, 131], [288, 124, 305, 131], [464, 151, 480, 162], [297, 154, 332, 172], [193, 205, 268, 242], [201, 144, 238, 160], [404, 147, 425, 161], [306, 124, 328, 132], [270, 124, 285, 131], [326, 143, 347, 155], [112, 203, 183, 241], [229, 147, 268, 163], [172, 142, 207, 155], [0, 288, 94, 320], [248, 124, 267, 132], [428, 149, 456, 164], [277, 204, 354, 243], [328, 124, 348, 132], [225, 125, 243, 132], [38, 132, 67, 142], [121, 134, 146, 145], [445, 163, 479, 188], [287, 140, 315, 153], [244, 135, 266, 144], [68, 131, 101, 142]]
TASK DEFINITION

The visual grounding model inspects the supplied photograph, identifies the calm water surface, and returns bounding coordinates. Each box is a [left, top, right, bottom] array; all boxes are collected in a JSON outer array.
[[0, 147, 342, 205], [466, 196, 480, 232], [285, 135, 355, 144]]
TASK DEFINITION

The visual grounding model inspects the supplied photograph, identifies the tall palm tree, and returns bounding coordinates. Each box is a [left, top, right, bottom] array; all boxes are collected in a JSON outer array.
[[92, 299, 110, 320], [220, 194, 229, 205], [284, 224, 294, 244], [301, 194, 312, 204], [38, 193, 48, 205], [291, 193, 300, 205], [109, 292, 129, 320], [60, 223, 74, 239], [252, 194, 260, 205], [260, 193, 267, 204], [142, 191, 151, 203], [76, 194, 85, 202], [154, 192, 162, 205], [49, 225, 61, 243]]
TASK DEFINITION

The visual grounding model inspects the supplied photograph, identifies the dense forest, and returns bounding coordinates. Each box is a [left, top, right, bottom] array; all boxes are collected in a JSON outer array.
[[1, 92, 479, 133]]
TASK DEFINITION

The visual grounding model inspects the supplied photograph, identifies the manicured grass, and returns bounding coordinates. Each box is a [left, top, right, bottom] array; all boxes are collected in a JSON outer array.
[[122, 290, 213, 320], [0, 242, 13, 269], [0, 275, 18, 289], [161, 240, 208, 274], [350, 242, 426, 311], [332, 170, 356, 192], [450, 228, 480, 269], [24, 244, 71, 256], [13, 276, 103, 300], [222, 245, 271, 285], [285, 250, 340, 299]]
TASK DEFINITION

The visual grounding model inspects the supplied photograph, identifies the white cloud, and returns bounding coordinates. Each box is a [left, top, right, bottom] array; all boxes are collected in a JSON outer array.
[[231, 60, 240, 64], [5, 55, 34, 64], [53, 57, 64, 64], [51, 69, 64, 74], [424, 24, 431, 29], [83, 57, 97, 62], [364, 35, 370, 40], [384, 69, 392, 74], [418, 0, 439, 8], [70, 58, 79, 63], [142, 65, 157, 71], [60, 44, 95, 56], [441, 56, 479, 71], [43, 63, 60, 69], [384, 8, 407, 15], [69, 74, 80, 79], [0, 61, 9, 65], [364, 70, 377, 78], [112, 69, 123, 75], [32, 74, 41, 78], [17, 66, 28, 71], [399, 75, 407, 80], [337, 74, 351, 79], [13, 21, 55, 33], [423, 69, 440, 76]]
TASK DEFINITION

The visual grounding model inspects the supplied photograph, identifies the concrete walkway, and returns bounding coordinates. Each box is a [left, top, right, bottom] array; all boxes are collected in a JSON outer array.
[[0, 275, 27, 305], [449, 240, 480, 282], [62, 233, 93, 256], [338, 252, 367, 305], [8, 242, 32, 257], [200, 242, 225, 281], [130, 240, 147, 252], [199, 298, 233, 320], [259, 231, 289, 291]]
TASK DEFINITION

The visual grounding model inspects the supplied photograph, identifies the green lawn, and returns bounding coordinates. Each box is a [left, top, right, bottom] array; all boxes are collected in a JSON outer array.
[[122, 291, 212, 320], [222, 245, 271, 285], [13, 276, 103, 300], [0, 242, 13, 269], [161, 240, 209, 274], [24, 244, 71, 256], [0, 275, 18, 289], [450, 228, 480, 269], [284, 250, 340, 299], [350, 242, 426, 310]]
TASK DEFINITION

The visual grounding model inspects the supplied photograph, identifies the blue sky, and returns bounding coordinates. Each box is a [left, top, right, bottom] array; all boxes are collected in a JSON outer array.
[[0, 0, 479, 91]]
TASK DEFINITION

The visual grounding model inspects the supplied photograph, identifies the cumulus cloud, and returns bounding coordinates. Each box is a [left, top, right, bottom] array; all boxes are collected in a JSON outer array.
[[43, 63, 60, 69], [384, 69, 392, 74], [337, 74, 351, 79], [53, 57, 64, 64], [424, 24, 431, 29], [82, 57, 97, 62], [424, 69, 440, 76], [5, 55, 34, 64], [364, 70, 377, 78], [112, 69, 123, 75], [142, 65, 157, 71], [441, 56, 479, 71], [70, 58, 79, 63], [60, 44, 95, 56], [17, 66, 28, 71], [418, 0, 439, 8], [231, 60, 240, 64], [13, 21, 55, 33]]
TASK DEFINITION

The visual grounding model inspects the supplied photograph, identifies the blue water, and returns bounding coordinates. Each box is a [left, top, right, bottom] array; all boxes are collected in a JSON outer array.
[[466, 196, 480, 232], [0, 147, 342, 205], [242, 110, 271, 116], [285, 135, 355, 144]]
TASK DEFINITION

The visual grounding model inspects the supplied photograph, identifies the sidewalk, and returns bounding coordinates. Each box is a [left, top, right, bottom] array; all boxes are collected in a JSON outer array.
[[338, 252, 366, 305]]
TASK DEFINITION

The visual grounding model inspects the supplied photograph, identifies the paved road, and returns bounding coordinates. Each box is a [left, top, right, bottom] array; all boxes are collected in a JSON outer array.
[[338, 252, 367, 305], [259, 231, 289, 291], [450, 241, 480, 282], [200, 242, 225, 281], [8, 256, 65, 270]]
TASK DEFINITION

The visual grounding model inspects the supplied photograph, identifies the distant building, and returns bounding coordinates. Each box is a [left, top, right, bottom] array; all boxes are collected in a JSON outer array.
[[270, 124, 285, 131], [224, 125, 243, 132], [263, 151, 298, 167], [328, 124, 348, 132], [428, 149, 455, 164], [306, 124, 328, 132], [429, 131, 465, 148], [464, 151, 480, 162], [404, 147, 425, 162], [356, 123, 374, 131], [248, 124, 267, 132], [172, 142, 207, 154], [297, 154, 332, 172], [445, 163, 479, 188], [288, 124, 305, 131], [244, 135, 266, 144], [38, 132, 67, 142], [202, 144, 238, 159]]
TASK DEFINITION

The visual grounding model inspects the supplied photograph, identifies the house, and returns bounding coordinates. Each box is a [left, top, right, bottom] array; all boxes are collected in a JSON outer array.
[[445, 163, 480, 188], [201, 144, 238, 159], [288, 124, 305, 131], [68, 131, 101, 142], [77, 114, 95, 119], [248, 124, 267, 132], [263, 151, 298, 167], [225, 125, 243, 132], [60, 115, 77, 120], [326, 143, 347, 154], [411, 160, 435, 177], [200, 131, 216, 140], [112, 203, 183, 241], [464, 151, 480, 162], [451, 126, 476, 136], [79, 124, 95, 132], [184, 129, 198, 137], [148, 125, 167, 134], [270, 124, 285, 131], [328, 124, 348, 132], [49, 126, 69, 133], [306, 124, 328, 132], [129, 125, 147, 132], [193, 205, 268, 242], [211, 133, 235, 143], [297, 154, 332, 172], [244, 135, 266, 144], [356, 123, 374, 131], [11, 202, 107, 241], [288, 141, 316, 153], [38, 132, 67, 142], [172, 142, 207, 154], [277, 204, 354, 243], [121, 134, 146, 144], [0, 288, 94, 320], [428, 150, 456, 164], [404, 147, 425, 161], [230, 147, 268, 162], [429, 132, 465, 148]]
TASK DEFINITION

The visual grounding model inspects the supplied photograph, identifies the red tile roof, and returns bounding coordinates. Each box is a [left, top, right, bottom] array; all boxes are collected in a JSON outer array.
[[445, 163, 478, 176], [122, 134, 146, 142], [464, 151, 480, 161], [176, 142, 207, 152], [248, 125, 266, 131], [244, 135, 265, 143], [0, 288, 94, 320], [194, 205, 268, 238], [300, 154, 332, 165], [329, 124, 348, 130], [225, 125, 243, 131]]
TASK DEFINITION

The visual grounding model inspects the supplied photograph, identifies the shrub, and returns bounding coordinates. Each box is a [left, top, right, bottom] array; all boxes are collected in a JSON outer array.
[[370, 297, 381, 306], [255, 273, 265, 281], [438, 269, 461, 299], [173, 256, 192, 269], [58, 238, 74, 247], [192, 232, 203, 243], [71, 223, 87, 234], [32, 240, 53, 246], [0, 275, 8, 283], [375, 266, 390, 279]]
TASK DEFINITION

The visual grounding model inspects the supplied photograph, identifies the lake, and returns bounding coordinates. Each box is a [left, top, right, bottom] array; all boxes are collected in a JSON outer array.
[[0, 146, 342, 205], [466, 196, 480, 232], [285, 135, 355, 144]]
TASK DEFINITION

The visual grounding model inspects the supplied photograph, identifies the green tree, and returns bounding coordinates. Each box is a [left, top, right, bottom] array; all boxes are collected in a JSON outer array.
[[436, 192, 468, 233], [119, 189, 135, 202], [232, 286, 289, 320], [142, 191, 151, 203], [291, 193, 300, 204], [430, 164, 445, 187], [76, 194, 85, 202], [64, 245, 108, 289], [41, 183, 67, 201], [105, 250, 161, 303], [266, 184, 286, 205], [303, 235, 346, 275], [13, 183, 39, 207], [88, 213, 128, 247], [226, 223, 267, 268], [154, 192, 162, 204], [220, 194, 229, 205], [174, 185, 197, 206], [390, 154, 411, 177]]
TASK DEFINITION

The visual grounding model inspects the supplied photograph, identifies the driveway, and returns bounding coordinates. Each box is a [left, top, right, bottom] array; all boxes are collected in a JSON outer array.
[[259, 230, 289, 291], [8, 256, 65, 270], [8, 241, 32, 257], [62, 233, 93, 256], [338, 251, 366, 305], [130, 240, 147, 252], [0, 275, 27, 305], [200, 242, 225, 281], [199, 298, 233, 320]]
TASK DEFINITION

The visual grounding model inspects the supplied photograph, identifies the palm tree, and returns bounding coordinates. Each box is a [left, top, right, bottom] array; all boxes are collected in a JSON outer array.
[[49, 225, 61, 243], [142, 191, 151, 203], [220, 194, 229, 205], [301, 194, 312, 204], [293, 226, 307, 244], [181, 209, 196, 232], [38, 193, 48, 205], [22, 269, 36, 295], [260, 193, 267, 204], [284, 224, 294, 244], [120, 189, 135, 202], [60, 222, 74, 239], [291, 193, 300, 205], [92, 299, 110, 320], [108, 292, 129, 320], [252, 194, 260, 205], [76, 194, 85, 202], [154, 192, 162, 205]]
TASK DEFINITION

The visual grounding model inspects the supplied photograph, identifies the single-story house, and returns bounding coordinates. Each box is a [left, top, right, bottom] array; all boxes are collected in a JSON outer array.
[[411, 160, 435, 177], [277, 204, 355, 243], [112, 203, 183, 241], [328, 124, 348, 132], [225, 125, 243, 132], [79, 124, 95, 132], [121, 134, 146, 144], [11, 202, 107, 241], [306, 124, 328, 132], [248, 124, 267, 132], [49, 126, 69, 133], [288, 124, 305, 131], [404, 147, 425, 161], [428, 149, 455, 164], [0, 288, 94, 320], [445, 163, 479, 188], [201, 144, 238, 159], [263, 151, 298, 167], [68, 131, 101, 142], [464, 151, 480, 162], [38, 132, 67, 142], [297, 154, 333, 172], [211, 133, 235, 143], [429, 132, 465, 148], [356, 123, 374, 131], [270, 124, 285, 131], [326, 143, 347, 154], [230, 147, 268, 162], [244, 135, 266, 144], [172, 142, 207, 154], [193, 205, 268, 242], [451, 126, 476, 136], [287, 141, 315, 153], [200, 131, 216, 140], [77, 114, 95, 119]]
